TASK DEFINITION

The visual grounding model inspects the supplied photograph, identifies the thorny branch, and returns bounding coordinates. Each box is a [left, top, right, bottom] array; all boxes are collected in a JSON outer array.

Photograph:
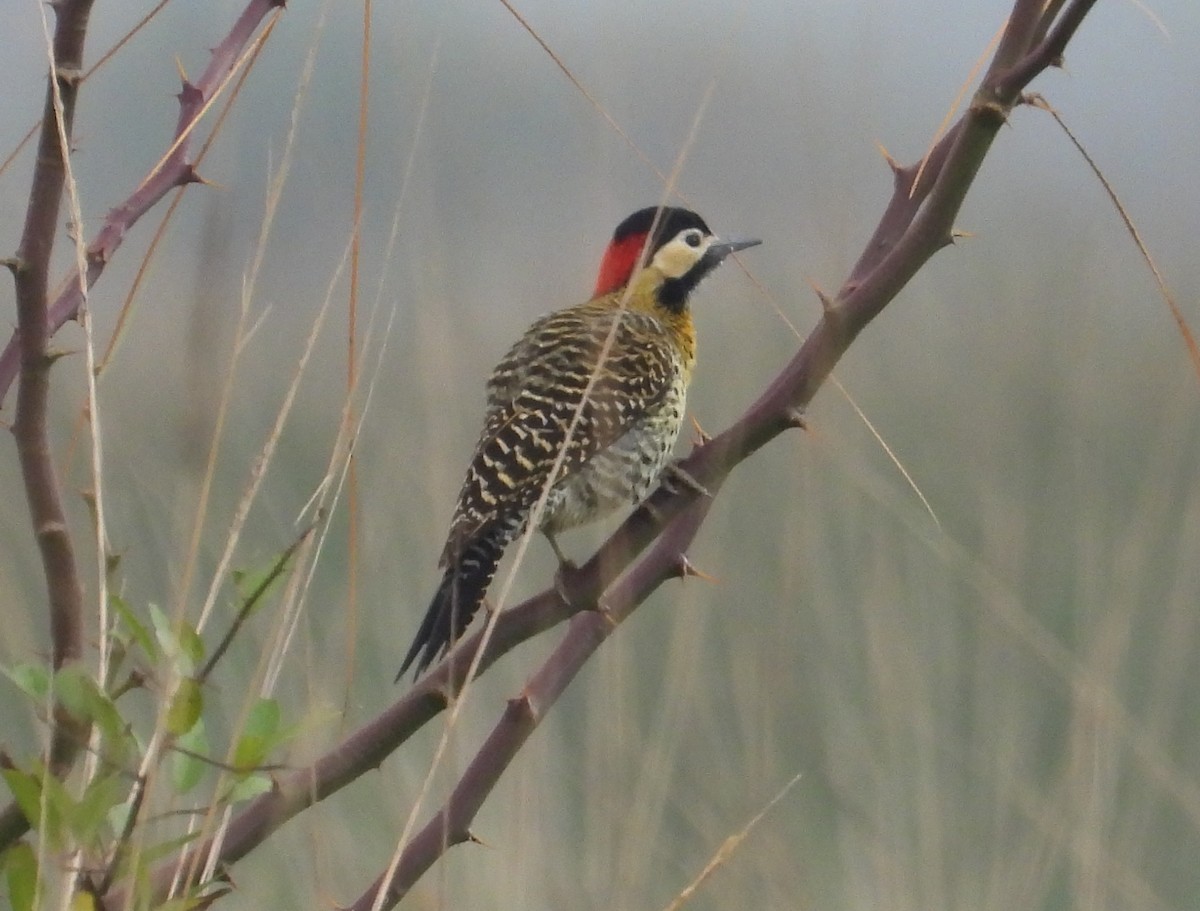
[[111, 1, 1102, 907], [8, 0, 95, 833], [355, 0, 1103, 905], [0, 0, 286, 407]]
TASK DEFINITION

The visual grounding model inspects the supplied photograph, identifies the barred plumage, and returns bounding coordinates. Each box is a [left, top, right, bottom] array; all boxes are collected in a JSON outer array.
[[398, 207, 760, 678]]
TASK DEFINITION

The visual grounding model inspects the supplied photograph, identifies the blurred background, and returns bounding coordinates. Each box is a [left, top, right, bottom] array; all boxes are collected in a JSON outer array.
[[1, 1, 1199, 908]]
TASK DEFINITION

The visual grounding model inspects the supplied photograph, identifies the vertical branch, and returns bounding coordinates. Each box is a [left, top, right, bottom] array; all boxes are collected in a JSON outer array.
[[9, 0, 96, 770]]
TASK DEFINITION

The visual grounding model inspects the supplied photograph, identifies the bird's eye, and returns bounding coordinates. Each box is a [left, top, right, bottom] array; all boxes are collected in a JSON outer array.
[[683, 230, 703, 248]]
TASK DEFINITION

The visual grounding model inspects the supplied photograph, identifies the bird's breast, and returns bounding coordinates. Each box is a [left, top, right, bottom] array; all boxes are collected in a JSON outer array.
[[538, 369, 688, 537]]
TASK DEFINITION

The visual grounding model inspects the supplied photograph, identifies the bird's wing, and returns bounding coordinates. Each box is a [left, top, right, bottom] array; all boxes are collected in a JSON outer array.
[[440, 303, 677, 563]]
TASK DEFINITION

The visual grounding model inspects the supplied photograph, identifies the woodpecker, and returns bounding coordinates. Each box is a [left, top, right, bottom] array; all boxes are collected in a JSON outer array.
[[398, 206, 760, 679]]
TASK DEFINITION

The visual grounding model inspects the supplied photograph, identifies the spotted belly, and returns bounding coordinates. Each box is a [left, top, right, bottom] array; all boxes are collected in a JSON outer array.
[[537, 392, 686, 537]]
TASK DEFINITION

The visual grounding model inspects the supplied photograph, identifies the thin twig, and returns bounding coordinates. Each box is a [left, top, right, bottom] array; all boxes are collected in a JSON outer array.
[[1025, 92, 1200, 383]]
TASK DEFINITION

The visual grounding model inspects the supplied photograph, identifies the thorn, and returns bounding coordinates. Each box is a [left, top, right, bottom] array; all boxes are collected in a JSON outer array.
[[782, 407, 808, 431], [689, 414, 712, 447], [0, 257, 23, 275], [874, 140, 901, 175], [676, 554, 719, 585], [178, 82, 203, 107], [466, 829, 490, 848], [950, 229, 974, 243], [594, 596, 618, 629], [1023, 92, 1053, 114], [180, 164, 209, 187], [176, 62, 202, 106], [819, 291, 836, 315], [55, 66, 83, 88], [809, 279, 837, 316], [46, 346, 75, 364]]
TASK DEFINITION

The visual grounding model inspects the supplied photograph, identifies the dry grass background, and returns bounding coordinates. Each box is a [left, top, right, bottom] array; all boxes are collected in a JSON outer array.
[[1, 1, 1199, 908]]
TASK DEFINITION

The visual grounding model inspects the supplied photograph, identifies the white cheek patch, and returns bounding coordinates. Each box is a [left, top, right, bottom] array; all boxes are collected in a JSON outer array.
[[651, 237, 711, 279]]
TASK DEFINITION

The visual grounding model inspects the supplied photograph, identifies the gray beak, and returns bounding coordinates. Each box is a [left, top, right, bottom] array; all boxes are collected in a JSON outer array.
[[705, 236, 763, 265]]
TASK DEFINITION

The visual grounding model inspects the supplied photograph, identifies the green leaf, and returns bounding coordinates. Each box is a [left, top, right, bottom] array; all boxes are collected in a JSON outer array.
[[232, 698, 281, 772], [172, 720, 209, 795], [55, 669, 128, 758], [231, 562, 283, 607], [166, 677, 203, 737], [225, 772, 273, 804], [44, 668, 135, 770], [37, 770, 75, 847], [129, 828, 203, 868], [178, 623, 205, 669], [107, 797, 133, 841], [51, 665, 91, 725], [2, 842, 38, 911], [245, 697, 281, 740], [110, 595, 158, 661], [148, 604, 203, 676], [0, 664, 49, 702], [0, 768, 42, 831], [70, 774, 123, 847], [2, 844, 37, 911], [148, 604, 176, 656]]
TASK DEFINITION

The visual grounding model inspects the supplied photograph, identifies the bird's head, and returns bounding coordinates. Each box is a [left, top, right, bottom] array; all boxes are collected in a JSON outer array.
[[593, 206, 761, 311]]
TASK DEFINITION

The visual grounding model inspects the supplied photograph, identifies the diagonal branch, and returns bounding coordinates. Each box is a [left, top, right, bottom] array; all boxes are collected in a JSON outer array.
[[0, 0, 286, 408], [353, 0, 1102, 905], [353, 498, 717, 910]]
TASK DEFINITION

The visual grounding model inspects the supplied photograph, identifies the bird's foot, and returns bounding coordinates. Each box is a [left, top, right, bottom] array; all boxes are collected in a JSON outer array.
[[554, 559, 582, 608], [661, 462, 710, 498]]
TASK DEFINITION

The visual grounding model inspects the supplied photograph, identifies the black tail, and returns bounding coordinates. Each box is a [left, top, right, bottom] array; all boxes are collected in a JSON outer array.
[[396, 532, 506, 681]]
